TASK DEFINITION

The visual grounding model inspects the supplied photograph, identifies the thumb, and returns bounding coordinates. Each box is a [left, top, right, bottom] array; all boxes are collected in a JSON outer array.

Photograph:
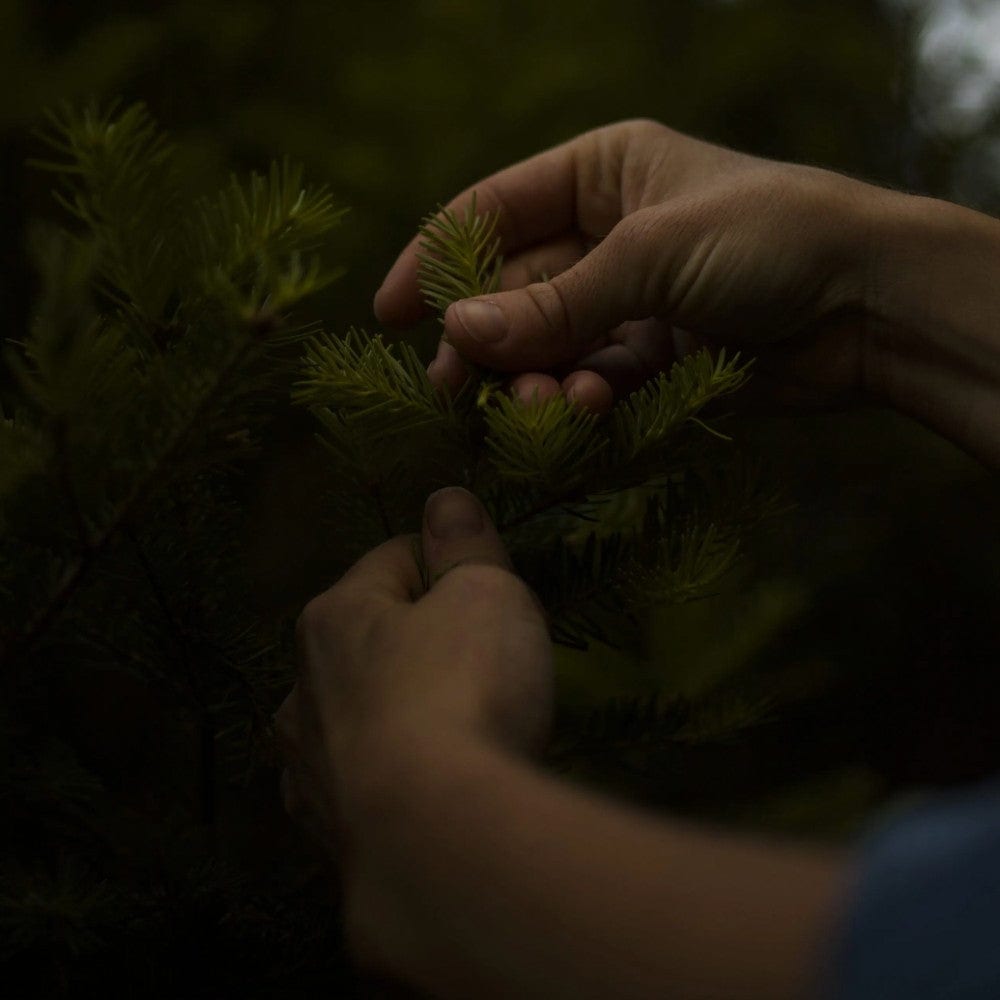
[[422, 487, 512, 586], [443, 212, 657, 371]]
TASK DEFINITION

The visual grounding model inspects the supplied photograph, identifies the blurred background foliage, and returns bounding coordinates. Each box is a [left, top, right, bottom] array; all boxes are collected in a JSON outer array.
[[2, 0, 1000, 993]]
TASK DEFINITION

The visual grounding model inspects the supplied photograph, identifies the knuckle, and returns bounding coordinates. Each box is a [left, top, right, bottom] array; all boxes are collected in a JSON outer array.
[[524, 279, 568, 328], [621, 116, 671, 140], [478, 179, 520, 248], [439, 563, 543, 621], [527, 278, 577, 354], [443, 562, 519, 602], [294, 593, 350, 670], [294, 596, 326, 650], [616, 203, 669, 244], [295, 588, 353, 647]]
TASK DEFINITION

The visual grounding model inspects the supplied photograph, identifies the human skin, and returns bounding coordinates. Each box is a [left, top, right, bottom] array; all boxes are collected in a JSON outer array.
[[277, 487, 849, 999], [277, 120, 1000, 996], [377, 119, 1000, 468]]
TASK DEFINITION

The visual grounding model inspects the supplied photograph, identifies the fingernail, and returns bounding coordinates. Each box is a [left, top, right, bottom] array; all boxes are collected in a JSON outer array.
[[426, 487, 484, 539], [452, 300, 507, 344]]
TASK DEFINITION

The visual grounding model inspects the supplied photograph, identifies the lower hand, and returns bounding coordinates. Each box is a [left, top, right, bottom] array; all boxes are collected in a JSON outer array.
[[274, 487, 553, 850]]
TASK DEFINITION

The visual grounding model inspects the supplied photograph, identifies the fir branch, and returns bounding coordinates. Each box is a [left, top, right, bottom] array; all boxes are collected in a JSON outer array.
[[516, 529, 643, 650], [483, 389, 606, 488], [544, 690, 775, 770], [546, 692, 684, 766], [0, 319, 275, 680], [190, 158, 347, 314], [0, 864, 120, 963], [416, 191, 502, 318], [671, 692, 776, 744], [516, 507, 744, 651], [296, 328, 477, 532], [29, 102, 182, 341], [295, 327, 463, 442], [614, 522, 742, 609], [606, 348, 751, 477]]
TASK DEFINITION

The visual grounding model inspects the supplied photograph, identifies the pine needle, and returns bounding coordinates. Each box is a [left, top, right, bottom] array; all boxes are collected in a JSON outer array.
[[416, 191, 503, 318]]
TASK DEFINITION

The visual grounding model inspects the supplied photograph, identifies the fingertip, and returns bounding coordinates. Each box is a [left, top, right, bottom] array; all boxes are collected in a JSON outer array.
[[421, 487, 512, 582], [508, 372, 561, 405], [373, 246, 429, 327], [424, 486, 486, 540], [372, 283, 391, 325], [429, 339, 470, 396], [444, 293, 549, 371], [446, 299, 508, 346], [563, 370, 615, 415]]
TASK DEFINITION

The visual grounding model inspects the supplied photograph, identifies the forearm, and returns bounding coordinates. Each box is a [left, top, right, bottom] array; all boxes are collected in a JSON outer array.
[[866, 191, 1000, 468], [337, 731, 851, 1000]]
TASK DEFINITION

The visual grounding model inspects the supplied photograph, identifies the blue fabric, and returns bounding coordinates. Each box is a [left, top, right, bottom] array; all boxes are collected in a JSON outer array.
[[828, 776, 1000, 999]]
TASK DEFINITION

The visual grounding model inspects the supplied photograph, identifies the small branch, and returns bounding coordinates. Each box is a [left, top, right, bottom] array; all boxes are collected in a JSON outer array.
[[496, 486, 589, 534], [77, 624, 167, 683], [1, 318, 273, 677]]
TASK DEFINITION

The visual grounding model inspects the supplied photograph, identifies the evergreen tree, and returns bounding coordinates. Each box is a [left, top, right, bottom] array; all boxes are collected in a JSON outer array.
[[1, 102, 356, 996], [0, 103, 800, 996]]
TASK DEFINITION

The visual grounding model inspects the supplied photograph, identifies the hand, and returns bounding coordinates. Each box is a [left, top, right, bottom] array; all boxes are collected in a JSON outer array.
[[274, 486, 553, 850], [374, 118, 890, 414]]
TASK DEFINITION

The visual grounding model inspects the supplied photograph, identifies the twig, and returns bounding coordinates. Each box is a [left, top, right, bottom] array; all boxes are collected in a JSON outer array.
[[1, 320, 270, 679]]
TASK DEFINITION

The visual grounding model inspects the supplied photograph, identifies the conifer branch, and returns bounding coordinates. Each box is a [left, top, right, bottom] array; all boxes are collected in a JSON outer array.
[[295, 328, 464, 443], [483, 390, 606, 488], [544, 691, 776, 770], [29, 102, 181, 340], [605, 348, 751, 478], [1, 320, 274, 679], [5, 102, 346, 676], [190, 158, 347, 313], [416, 192, 502, 318]]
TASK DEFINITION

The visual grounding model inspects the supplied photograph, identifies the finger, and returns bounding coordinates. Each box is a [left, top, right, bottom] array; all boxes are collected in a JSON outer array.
[[373, 125, 629, 328], [506, 372, 563, 406], [427, 338, 474, 398], [569, 318, 682, 398], [499, 234, 590, 291], [441, 208, 664, 372], [558, 370, 615, 414], [422, 487, 513, 585], [329, 534, 426, 618]]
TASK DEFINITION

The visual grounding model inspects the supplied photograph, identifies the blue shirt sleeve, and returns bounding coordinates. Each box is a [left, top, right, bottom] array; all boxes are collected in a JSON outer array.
[[826, 776, 1000, 1000]]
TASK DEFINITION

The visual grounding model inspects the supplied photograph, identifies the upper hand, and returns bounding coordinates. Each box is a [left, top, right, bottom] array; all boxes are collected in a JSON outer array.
[[274, 487, 553, 847], [374, 118, 887, 414]]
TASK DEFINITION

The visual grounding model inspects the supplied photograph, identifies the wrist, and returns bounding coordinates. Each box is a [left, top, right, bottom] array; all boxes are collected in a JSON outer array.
[[861, 190, 1000, 465], [330, 727, 510, 984], [332, 723, 493, 839]]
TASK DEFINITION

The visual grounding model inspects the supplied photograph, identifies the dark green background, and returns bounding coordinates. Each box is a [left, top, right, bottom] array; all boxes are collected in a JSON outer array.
[[4, 0, 999, 842], [2, 0, 999, 992]]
